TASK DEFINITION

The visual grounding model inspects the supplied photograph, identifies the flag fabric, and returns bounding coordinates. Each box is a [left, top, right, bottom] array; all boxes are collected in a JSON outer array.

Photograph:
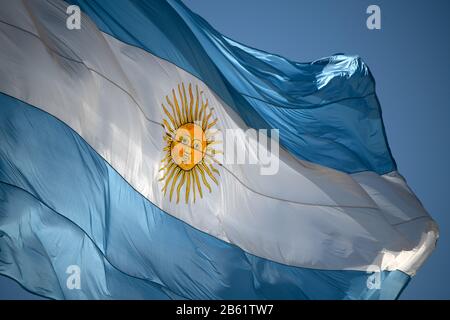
[[0, 0, 438, 299]]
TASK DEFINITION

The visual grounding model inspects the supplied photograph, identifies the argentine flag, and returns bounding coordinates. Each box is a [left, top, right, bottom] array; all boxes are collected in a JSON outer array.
[[0, 0, 438, 299]]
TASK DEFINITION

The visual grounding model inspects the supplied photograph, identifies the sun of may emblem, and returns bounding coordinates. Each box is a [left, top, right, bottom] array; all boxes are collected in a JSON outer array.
[[159, 82, 221, 204]]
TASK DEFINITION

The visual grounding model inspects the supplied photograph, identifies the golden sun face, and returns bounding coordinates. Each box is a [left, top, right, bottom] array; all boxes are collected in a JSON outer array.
[[159, 82, 221, 204], [171, 123, 206, 171]]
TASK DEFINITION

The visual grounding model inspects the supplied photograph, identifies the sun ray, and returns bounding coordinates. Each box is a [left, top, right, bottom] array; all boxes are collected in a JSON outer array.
[[162, 103, 177, 129], [160, 163, 176, 184], [159, 153, 171, 166], [198, 98, 208, 125], [207, 140, 222, 146], [207, 118, 218, 129], [188, 83, 194, 124], [160, 158, 172, 169], [206, 130, 220, 143], [193, 168, 203, 198], [172, 89, 183, 125], [163, 135, 171, 144], [205, 153, 222, 165], [162, 165, 178, 193], [206, 128, 220, 135], [176, 171, 186, 204], [169, 168, 182, 201], [189, 170, 195, 203], [182, 83, 190, 123], [161, 165, 179, 190], [159, 160, 175, 174], [166, 95, 180, 128], [200, 162, 218, 186], [206, 148, 223, 157], [202, 108, 213, 130], [194, 85, 200, 120], [196, 163, 212, 193], [178, 84, 186, 125], [163, 119, 174, 135], [209, 164, 220, 176], [185, 170, 191, 204]]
